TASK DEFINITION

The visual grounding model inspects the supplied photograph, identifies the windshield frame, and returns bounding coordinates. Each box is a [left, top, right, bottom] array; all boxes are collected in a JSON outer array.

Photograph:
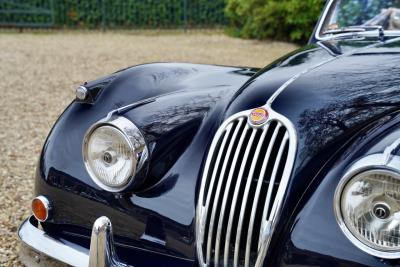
[[315, 0, 400, 41]]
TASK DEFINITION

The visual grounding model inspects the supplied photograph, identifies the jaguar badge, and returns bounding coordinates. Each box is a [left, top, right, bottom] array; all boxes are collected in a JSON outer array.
[[249, 107, 269, 125]]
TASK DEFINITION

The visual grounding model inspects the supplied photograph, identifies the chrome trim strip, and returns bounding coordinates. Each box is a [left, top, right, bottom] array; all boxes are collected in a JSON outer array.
[[320, 29, 400, 41], [18, 216, 89, 267], [105, 98, 157, 120], [383, 138, 400, 165], [314, 0, 335, 41]]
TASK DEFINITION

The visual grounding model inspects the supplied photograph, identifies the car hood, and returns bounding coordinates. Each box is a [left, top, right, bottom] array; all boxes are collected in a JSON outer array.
[[225, 37, 400, 230], [274, 40, 400, 169]]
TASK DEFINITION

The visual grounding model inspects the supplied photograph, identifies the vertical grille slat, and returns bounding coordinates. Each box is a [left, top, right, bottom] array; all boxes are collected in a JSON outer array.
[[244, 123, 281, 267], [223, 129, 257, 266], [206, 119, 244, 265], [233, 126, 269, 267], [264, 133, 290, 221], [197, 109, 297, 267], [203, 123, 233, 210], [214, 122, 250, 266], [202, 123, 234, 262], [258, 132, 289, 249]]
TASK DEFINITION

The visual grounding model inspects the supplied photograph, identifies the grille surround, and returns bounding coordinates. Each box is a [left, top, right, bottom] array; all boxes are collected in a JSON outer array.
[[196, 106, 297, 267]]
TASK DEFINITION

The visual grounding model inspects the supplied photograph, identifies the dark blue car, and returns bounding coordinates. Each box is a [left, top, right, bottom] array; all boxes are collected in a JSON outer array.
[[18, 0, 400, 266]]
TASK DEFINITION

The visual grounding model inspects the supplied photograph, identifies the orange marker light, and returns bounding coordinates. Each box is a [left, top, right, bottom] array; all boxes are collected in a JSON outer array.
[[32, 196, 51, 222]]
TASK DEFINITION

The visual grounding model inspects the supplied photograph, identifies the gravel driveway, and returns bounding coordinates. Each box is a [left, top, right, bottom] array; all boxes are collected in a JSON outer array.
[[0, 31, 297, 266]]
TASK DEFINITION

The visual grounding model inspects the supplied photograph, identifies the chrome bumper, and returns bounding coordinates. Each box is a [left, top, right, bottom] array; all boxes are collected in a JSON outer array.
[[18, 216, 128, 267]]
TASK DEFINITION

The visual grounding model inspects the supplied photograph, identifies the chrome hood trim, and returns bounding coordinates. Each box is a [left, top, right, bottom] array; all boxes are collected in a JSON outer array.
[[268, 36, 400, 107]]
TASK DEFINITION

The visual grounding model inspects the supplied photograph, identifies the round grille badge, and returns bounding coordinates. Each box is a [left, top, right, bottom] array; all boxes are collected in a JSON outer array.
[[249, 107, 269, 125]]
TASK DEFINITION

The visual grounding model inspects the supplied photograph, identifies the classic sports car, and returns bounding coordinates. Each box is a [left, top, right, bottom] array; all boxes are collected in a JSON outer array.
[[18, 0, 400, 266]]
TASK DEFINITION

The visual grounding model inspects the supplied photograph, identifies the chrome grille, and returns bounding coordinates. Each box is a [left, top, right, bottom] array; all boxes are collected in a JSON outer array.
[[196, 108, 297, 267]]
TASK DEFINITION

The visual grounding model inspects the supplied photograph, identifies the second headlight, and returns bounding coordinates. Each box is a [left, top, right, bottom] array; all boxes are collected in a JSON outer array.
[[335, 166, 400, 258], [83, 116, 148, 192]]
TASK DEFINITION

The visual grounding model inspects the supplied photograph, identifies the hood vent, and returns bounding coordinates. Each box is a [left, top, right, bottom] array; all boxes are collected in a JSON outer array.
[[196, 107, 297, 267]]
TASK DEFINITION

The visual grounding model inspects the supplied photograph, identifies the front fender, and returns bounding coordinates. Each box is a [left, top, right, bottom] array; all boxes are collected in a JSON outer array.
[[270, 110, 400, 266], [35, 63, 256, 262]]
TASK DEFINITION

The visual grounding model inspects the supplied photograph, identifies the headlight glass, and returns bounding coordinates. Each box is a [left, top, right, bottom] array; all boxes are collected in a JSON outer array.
[[83, 117, 148, 192], [339, 169, 400, 252], [86, 125, 134, 189]]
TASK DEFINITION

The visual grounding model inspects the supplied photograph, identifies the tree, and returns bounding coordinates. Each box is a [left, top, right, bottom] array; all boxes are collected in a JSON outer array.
[[225, 0, 325, 43]]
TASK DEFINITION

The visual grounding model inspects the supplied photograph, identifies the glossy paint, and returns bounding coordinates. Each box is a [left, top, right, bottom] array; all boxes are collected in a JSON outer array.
[[36, 63, 258, 265], [224, 38, 400, 266], [32, 28, 400, 267], [269, 113, 400, 267]]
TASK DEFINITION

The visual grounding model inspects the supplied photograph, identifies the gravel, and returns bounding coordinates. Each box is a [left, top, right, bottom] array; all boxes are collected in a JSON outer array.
[[0, 30, 297, 266]]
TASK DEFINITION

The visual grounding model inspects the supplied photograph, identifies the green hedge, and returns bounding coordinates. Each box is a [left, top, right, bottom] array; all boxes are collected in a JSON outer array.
[[0, 0, 54, 26], [1, 0, 326, 43], [225, 0, 325, 43], [0, 0, 226, 28]]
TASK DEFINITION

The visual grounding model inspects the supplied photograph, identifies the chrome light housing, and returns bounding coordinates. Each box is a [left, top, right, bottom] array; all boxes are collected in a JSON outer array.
[[334, 147, 400, 259], [83, 116, 148, 192]]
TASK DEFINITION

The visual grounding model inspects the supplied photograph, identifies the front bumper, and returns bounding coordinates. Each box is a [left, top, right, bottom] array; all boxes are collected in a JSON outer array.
[[18, 216, 127, 267]]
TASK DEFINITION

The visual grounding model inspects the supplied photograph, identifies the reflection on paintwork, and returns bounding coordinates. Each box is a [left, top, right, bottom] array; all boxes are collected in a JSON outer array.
[[140, 91, 226, 136], [37, 63, 255, 262], [294, 55, 400, 159]]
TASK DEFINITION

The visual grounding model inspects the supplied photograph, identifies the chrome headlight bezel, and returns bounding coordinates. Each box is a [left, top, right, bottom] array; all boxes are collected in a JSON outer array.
[[83, 116, 148, 192], [334, 153, 400, 259]]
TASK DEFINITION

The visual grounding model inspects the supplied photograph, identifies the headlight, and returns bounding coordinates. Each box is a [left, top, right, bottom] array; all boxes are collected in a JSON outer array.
[[335, 165, 400, 258], [83, 116, 148, 192]]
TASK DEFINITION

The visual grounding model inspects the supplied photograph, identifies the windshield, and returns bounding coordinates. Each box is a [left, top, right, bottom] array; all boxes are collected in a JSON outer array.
[[321, 0, 400, 36]]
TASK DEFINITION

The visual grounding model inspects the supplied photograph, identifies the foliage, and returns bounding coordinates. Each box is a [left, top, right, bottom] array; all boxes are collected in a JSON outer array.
[[0, 0, 226, 28], [225, 0, 325, 43]]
